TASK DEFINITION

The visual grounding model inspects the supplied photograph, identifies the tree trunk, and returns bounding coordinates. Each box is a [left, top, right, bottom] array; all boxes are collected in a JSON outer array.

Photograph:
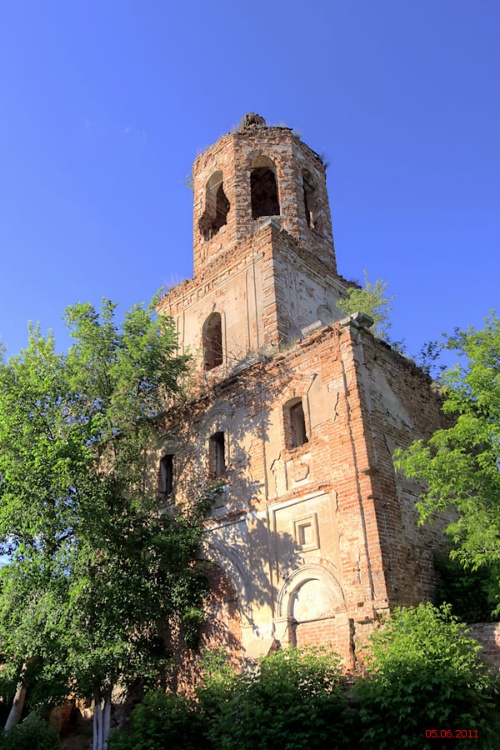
[[93, 685, 102, 750], [93, 683, 113, 750], [103, 687, 112, 750], [4, 677, 27, 732]]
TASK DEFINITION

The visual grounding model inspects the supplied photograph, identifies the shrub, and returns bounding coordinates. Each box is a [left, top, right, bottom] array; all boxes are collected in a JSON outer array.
[[355, 603, 500, 749], [107, 690, 208, 750], [195, 648, 237, 739], [0, 712, 59, 750], [207, 646, 356, 750]]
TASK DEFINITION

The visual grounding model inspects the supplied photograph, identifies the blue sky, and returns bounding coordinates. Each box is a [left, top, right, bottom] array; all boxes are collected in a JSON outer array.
[[0, 1, 498, 362]]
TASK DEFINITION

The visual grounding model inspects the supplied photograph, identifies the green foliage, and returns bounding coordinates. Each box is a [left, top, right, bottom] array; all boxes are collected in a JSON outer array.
[[194, 648, 240, 741], [336, 270, 394, 339], [415, 339, 447, 379], [206, 646, 356, 750], [108, 691, 207, 750], [355, 604, 500, 749], [0, 712, 59, 750], [0, 299, 206, 743], [104, 634, 500, 750], [109, 648, 356, 750], [394, 314, 500, 615], [434, 553, 497, 623]]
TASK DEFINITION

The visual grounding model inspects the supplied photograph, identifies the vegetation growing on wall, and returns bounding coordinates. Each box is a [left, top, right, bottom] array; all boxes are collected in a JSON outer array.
[[336, 270, 394, 340]]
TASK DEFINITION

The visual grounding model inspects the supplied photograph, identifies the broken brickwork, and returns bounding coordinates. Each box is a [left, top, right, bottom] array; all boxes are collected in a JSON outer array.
[[155, 115, 497, 672]]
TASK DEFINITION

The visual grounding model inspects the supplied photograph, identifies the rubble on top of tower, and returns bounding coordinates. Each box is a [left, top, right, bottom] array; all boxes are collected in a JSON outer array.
[[239, 112, 266, 129]]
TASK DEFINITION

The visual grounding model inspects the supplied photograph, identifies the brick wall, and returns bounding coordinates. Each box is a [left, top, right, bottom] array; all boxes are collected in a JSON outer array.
[[469, 622, 500, 670], [293, 616, 353, 666], [157, 317, 449, 670], [155, 116, 452, 673], [173, 563, 243, 694]]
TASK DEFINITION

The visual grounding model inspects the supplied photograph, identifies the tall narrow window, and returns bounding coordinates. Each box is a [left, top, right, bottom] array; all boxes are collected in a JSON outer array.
[[209, 432, 226, 479], [158, 454, 174, 499], [203, 312, 223, 370], [284, 398, 308, 449], [251, 156, 280, 218], [199, 170, 230, 240]]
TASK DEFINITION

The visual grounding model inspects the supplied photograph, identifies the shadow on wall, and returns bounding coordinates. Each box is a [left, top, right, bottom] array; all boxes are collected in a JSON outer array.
[[157, 357, 324, 656], [158, 351, 351, 678], [164, 357, 297, 616]]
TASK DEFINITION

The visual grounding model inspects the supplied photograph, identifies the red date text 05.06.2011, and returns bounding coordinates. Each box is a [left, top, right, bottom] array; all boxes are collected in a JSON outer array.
[[425, 729, 479, 740]]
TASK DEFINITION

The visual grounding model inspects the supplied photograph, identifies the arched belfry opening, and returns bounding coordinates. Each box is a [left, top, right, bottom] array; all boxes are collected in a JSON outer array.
[[199, 170, 230, 241], [250, 155, 280, 219], [203, 312, 223, 370], [302, 170, 321, 231]]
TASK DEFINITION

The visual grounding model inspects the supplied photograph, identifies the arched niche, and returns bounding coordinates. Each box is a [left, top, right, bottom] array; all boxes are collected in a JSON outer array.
[[277, 563, 345, 620], [199, 539, 253, 625], [317, 304, 336, 326]]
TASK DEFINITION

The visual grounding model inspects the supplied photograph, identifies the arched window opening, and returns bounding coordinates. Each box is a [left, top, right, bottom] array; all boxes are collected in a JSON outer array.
[[302, 170, 321, 231], [251, 156, 280, 219], [203, 312, 223, 371], [284, 397, 308, 449], [209, 431, 226, 479], [158, 454, 174, 500], [199, 171, 230, 241]]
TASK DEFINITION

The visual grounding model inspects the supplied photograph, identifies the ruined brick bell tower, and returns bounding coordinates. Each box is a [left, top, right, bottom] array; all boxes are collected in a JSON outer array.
[[159, 113, 348, 359], [193, 112, 336, 275], [156, 114, 447, 670]]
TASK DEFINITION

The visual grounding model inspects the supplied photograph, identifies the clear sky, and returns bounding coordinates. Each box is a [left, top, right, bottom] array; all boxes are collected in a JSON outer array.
[[0, 1, 498, 361]]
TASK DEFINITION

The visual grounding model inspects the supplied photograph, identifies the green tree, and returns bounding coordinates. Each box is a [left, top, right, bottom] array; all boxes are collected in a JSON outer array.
[[0, 299, 207, 750], [355, 604, 499, 750], [394, 314, 500, 615], [336, 270, 394, 340]]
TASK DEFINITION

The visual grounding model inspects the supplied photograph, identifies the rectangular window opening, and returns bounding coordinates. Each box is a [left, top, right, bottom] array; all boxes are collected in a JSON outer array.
[[209, 431, 226, 479], [290, 401, 308, 448], [159, 454, 174, 499]]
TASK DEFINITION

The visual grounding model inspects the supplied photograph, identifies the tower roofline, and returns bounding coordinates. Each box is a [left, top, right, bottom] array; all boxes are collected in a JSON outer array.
[[194, 114, 327, 173]]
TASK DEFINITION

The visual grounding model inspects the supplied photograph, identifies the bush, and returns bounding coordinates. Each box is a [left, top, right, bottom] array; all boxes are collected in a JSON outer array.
[[355, 603, 500, 749], [206, 646, 356, 750], [194, 648, 236, 740], [107, 690, 208, 750], [0, 712, 59, 750]]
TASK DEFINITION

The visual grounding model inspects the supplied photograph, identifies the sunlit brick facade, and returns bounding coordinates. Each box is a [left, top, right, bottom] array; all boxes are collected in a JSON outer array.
[[155, 114, 449, 670]]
